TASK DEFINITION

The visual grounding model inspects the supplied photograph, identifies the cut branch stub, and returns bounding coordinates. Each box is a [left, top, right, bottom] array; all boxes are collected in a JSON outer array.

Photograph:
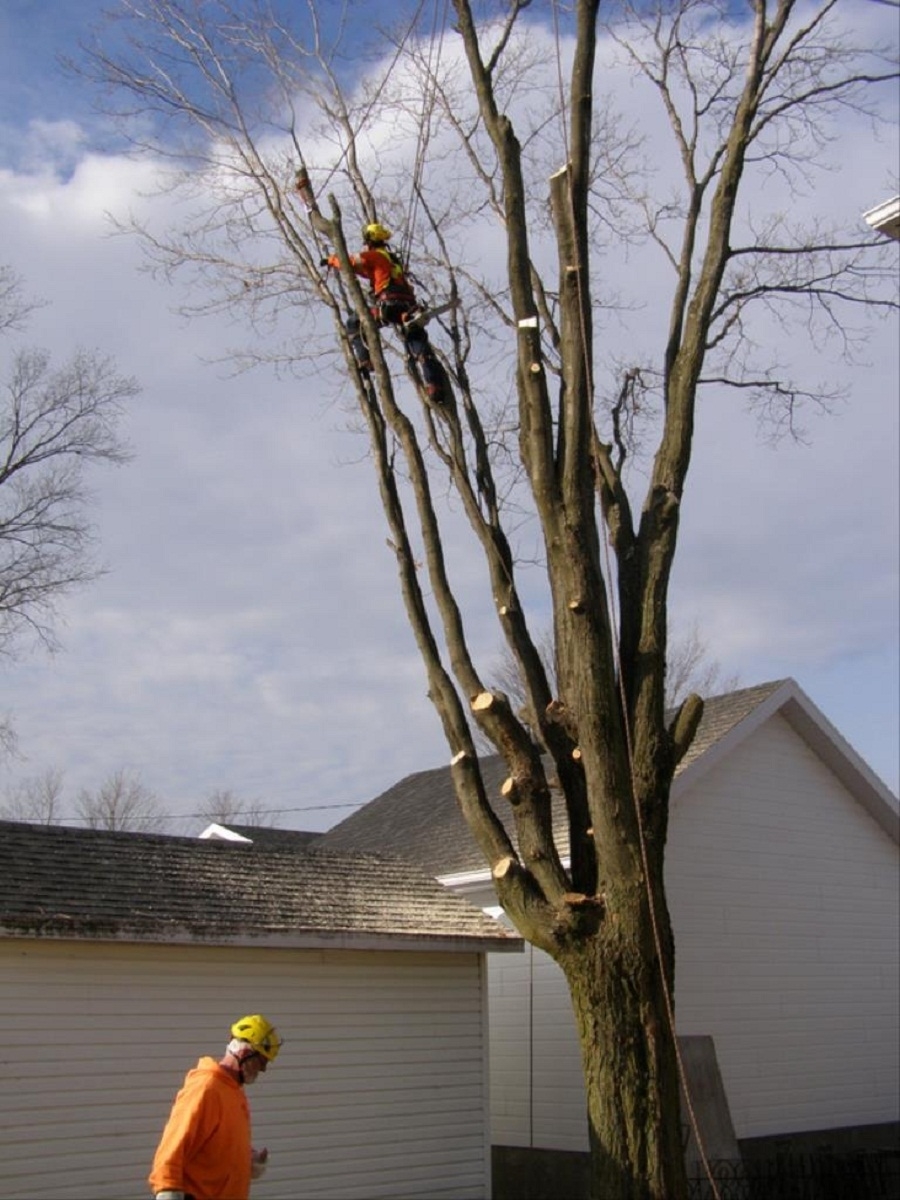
[[669, 692, 704, 767], [552, 890, 606, 941], [545, 698, 577, 736], [501, 776, 520, 805], [492, 855, 517, 881]]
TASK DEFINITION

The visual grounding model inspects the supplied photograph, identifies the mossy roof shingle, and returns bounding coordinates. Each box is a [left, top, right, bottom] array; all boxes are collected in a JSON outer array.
[[0, 820, 518, 950]]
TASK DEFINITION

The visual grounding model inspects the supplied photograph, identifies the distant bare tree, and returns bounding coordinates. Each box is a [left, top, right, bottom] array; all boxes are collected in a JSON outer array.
[[196, 788, 274, 831], [0, 266, 43, 335], [0, 715, 16, 762], [0, 266, 136, 655], [1, 767, 65, 824], [665, 624, 740, 709], [76, 768, 164, 832]]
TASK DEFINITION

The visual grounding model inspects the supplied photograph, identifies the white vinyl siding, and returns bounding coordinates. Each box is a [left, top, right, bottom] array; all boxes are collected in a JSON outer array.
[[473, 713, 899, 1151], [530, 952, 585, 1151], [668, 712, 900, 1140], [485, 934, 531, 1146], [473, 892, 588, 1152], [0, 940, 492, 1199]]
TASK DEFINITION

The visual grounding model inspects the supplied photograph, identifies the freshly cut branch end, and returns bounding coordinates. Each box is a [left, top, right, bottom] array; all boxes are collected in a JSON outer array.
[[471, 691, 496, 713], [450, 750, 469, 766], [492, 855, 516, 880], [500, 776, 520, 805]]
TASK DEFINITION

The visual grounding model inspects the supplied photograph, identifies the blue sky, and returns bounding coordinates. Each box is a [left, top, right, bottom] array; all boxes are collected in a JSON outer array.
[[0, 0, 897, 831]]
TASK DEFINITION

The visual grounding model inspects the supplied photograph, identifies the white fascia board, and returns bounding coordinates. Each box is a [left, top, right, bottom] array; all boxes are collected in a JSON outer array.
[[440, 867, 494, 891], [439, 868, 573, 898], [779, 690, 899, 842], [863, 196, 900, 240]]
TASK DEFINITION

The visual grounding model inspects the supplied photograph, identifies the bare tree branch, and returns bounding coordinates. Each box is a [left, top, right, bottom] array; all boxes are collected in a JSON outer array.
[[0, 276, 136, 655]]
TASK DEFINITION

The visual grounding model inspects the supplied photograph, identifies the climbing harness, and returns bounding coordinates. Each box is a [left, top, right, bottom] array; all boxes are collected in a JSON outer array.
[[296, 169, 450, 403]]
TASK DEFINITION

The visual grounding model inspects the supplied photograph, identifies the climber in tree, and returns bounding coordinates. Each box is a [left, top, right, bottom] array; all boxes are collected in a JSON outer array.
[[322, 223, 446, 402]]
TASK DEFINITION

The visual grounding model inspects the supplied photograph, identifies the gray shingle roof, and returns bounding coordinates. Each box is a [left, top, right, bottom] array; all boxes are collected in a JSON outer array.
[[0, 820, 517, 950], [317, 681, 788, 876]]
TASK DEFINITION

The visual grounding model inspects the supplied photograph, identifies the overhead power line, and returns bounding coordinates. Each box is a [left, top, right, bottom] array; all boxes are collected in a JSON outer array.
[[4, 799, 362, 828]]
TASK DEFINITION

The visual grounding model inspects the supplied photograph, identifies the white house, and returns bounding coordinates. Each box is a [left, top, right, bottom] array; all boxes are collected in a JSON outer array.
[[0, 821, 520, 1200], [318, 679, 900, 1178]]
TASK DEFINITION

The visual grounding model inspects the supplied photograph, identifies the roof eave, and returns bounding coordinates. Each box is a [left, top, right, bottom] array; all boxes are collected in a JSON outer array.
[[0, 924, 523, 953], [863, 196, 900, 241]]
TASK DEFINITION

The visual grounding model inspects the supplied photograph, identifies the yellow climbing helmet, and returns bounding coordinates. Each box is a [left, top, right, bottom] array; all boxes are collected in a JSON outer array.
[[362, 221, 392, 244], [231, 1014, 282, 1061]]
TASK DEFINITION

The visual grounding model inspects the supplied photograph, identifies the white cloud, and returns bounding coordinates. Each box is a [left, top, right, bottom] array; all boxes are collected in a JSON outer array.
[[0, 3, 896, 827]]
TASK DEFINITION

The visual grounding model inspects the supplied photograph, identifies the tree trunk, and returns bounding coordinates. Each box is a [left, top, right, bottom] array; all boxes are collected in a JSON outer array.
[[557, 878, 688, 1200]]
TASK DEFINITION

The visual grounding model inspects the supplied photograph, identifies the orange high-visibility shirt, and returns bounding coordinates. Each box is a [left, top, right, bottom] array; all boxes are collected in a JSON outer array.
[[149, 1057, 252, 1200], [326, 247, 406, 295]]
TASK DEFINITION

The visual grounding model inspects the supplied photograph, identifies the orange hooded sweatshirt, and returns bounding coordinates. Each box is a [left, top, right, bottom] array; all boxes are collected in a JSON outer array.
[[149, 1057, 252, 1200]]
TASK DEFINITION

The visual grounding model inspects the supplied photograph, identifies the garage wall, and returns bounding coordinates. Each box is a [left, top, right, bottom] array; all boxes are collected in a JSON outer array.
[[668, 713, 900, 1139], [0, 939, 491, 1199]]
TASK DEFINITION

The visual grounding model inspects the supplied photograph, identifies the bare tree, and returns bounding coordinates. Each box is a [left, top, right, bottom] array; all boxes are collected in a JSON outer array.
[[76, 768, 165, 833], [83, 2, 898, 1196], [1, 767, 65, 824], [664, 624, 740, 709], [0, 267, 136, 655], [0, 715, 17, 762]]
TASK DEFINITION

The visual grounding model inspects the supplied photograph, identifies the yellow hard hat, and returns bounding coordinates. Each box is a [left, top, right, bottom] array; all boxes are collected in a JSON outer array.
[[231, 1014, 282, 1061], [362, 222, 392, 244]]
